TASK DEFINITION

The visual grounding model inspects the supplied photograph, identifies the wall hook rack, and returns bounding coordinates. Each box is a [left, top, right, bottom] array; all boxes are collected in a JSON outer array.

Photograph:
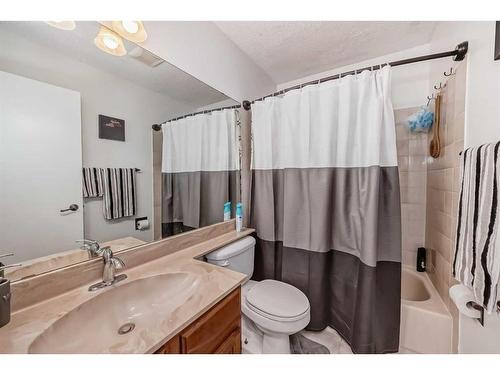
[[444, 67, 456, 77], [433, 82, 446, 90], [426, 93, 437, 107]]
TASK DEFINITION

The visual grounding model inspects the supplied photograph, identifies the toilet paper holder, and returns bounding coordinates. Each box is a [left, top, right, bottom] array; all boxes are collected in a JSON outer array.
[[465, 301, 500, 327], [466, 301, 484, 326]]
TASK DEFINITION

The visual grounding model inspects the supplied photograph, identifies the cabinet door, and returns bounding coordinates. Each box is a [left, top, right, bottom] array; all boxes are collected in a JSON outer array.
[[214, 329, 242, 354], [180, 288, 241, 354], [155, 336, 180, 354]]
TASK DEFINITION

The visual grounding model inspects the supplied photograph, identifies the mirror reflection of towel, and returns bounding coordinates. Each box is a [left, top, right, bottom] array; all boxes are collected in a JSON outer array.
[[82, 167, 104, 198], [102, 168, 136, 220]]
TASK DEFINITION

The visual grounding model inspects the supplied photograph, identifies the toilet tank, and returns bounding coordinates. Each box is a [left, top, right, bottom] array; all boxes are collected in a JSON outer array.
[[205, 236, 255, 278]]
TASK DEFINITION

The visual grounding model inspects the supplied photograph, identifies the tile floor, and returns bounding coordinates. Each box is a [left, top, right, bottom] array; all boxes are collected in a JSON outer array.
[[301, 327, 417, 354], [300, 327, 353, 354]]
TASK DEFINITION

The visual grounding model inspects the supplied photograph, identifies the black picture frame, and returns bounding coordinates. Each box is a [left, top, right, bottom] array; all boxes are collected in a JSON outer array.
[[495, 21, 500, 61], [98, 115, 125, 141]]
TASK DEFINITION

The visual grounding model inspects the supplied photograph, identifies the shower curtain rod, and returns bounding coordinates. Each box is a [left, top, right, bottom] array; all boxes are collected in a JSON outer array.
[[152, 103, 241, 131], [241, 41, 468, 110]]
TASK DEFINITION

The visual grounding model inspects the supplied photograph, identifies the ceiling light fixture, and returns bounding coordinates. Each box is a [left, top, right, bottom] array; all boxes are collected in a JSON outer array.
[[44, 21, 76, 31], [111, 21, 148, 43], [94, 26, 127, 57]]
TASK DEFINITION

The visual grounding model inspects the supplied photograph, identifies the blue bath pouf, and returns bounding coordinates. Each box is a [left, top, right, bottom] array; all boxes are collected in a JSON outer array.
[[406, 107, 434, 133]]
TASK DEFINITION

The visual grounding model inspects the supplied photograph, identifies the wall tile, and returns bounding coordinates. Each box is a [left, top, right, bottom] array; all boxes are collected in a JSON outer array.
[[396, 107, 427, 270], [425, 65, 466, 319]]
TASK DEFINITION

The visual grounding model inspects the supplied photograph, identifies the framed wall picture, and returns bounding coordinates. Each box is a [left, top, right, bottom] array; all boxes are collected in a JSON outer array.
[[98, 114, 125, 141], [496, 21, 500, 61]]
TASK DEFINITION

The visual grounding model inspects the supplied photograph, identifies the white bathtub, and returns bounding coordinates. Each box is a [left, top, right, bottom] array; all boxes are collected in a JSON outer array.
[[399, 266, 453, 353]]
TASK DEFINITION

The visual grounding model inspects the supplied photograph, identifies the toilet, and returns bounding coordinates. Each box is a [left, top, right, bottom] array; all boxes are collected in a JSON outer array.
[[206, 236, 310, 354]]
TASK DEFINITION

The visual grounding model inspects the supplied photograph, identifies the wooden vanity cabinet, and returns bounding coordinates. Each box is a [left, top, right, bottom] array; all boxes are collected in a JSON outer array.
[[155, 287, 241, 354]]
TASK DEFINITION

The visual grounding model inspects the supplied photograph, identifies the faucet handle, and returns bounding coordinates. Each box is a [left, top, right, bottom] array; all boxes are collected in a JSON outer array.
[[0, 263, 22, 271], [96, 246, 112, 260], [111, 257, 125, 270], [76, 239, 98, 246], [76, 239, 100, 255]]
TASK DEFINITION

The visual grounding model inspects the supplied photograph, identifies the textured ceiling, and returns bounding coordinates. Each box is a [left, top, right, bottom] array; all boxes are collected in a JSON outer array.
[[215, 21, 438, 83], [0, 21, 231, 108]]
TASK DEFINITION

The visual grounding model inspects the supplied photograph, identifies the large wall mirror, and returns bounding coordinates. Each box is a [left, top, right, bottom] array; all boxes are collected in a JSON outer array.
[[0, 21, 240, 281]]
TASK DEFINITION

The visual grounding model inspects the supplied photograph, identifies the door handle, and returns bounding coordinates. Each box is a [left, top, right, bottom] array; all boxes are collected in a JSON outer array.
[[60, 204, 79, 213]]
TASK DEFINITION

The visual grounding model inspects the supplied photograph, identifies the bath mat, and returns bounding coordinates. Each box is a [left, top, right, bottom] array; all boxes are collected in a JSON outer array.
[[290, 333, 330, 354]]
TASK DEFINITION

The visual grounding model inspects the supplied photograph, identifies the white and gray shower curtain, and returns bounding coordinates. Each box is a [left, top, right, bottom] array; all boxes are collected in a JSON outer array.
[[250, 66, 401, 354], [161, 109, 240, 237]]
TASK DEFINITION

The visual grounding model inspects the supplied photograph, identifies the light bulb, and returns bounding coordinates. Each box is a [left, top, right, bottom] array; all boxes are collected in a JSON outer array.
[[111, 21, 147, 43], [103, 35, 119, 50], [94, 26, 126, 57], [122, 21, 139, 34]]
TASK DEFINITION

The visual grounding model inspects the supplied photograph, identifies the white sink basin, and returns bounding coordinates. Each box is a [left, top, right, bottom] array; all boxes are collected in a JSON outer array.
[[28, 272, 200, 353]]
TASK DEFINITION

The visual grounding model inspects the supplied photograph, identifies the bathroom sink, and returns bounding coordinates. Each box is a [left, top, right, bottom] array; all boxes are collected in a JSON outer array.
[[28, 272, 200, 353]]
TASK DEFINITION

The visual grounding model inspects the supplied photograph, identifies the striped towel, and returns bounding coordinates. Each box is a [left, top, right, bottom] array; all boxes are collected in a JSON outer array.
[[82, 168, 104, 198], [453, 142, 500, 313], [102, 168, 137, 220]]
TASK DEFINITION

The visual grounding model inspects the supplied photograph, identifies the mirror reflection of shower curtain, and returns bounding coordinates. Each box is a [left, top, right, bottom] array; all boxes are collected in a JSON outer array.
[[161, 109, 240, 237], [250, 66, 401, 354]]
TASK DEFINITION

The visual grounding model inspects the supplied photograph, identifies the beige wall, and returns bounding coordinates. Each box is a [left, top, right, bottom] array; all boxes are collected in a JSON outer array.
[[424, 60, 466, 352]]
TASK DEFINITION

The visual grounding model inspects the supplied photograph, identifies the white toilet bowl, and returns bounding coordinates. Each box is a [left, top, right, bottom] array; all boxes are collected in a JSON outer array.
[[241, 279, 310, 354], [206, 237, 311, 354]]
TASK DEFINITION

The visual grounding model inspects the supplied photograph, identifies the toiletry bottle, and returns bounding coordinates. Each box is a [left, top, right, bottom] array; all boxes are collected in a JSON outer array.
[[416, 247, 426, 272], [224, 201, 231, 222], [236, 203, 243, 232]]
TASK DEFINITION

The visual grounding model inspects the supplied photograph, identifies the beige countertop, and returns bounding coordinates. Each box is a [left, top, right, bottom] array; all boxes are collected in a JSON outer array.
[[0, 228, 253, 354], [6, 236, 147, 281]]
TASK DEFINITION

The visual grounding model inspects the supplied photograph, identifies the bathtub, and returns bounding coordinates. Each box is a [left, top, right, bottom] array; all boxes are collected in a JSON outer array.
[[399, 266, 453, 353]]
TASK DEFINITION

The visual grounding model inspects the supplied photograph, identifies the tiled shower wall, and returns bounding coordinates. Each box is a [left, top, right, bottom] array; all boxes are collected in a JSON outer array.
[[425, 61, 466, 351], [395, 108, 428, 267], [425, 62, 465, 305], [396, 61, 466, 353]]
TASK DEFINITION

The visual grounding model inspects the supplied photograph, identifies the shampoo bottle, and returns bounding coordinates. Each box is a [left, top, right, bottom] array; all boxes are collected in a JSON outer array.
[[236, 203, 243, 232], [224, 201, 231, 221]]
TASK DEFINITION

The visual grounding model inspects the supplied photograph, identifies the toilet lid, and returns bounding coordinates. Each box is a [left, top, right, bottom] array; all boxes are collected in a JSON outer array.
[[245, 280, 309, 319]]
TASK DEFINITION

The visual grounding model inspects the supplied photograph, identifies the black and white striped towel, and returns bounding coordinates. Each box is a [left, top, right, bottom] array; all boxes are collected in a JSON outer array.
[[453, 142, 500, 313], [82, 167, 104, 198], [102, 168, 137, 220]]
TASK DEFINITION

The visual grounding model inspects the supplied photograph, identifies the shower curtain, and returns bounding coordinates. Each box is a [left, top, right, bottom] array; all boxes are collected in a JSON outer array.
[[161, 109, 240, 237], [250, 66, 401, 354]]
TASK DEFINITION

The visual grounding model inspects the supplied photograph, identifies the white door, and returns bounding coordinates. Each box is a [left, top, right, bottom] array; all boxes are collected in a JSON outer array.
[[0, 71, 83, 264]]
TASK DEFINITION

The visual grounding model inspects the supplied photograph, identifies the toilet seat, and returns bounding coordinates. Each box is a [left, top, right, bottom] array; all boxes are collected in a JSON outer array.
[[242, 279, 310, 334], [246, 280, 310, 322]]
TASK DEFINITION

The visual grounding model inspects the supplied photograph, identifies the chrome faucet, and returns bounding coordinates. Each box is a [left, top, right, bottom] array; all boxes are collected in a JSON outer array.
[[0, 253, 21, 278], [88, 246, 127, 292], [76, 239, 101, 257]]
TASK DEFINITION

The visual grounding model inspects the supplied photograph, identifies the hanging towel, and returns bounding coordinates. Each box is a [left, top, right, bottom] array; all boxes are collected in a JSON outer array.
[[82, 167, 104, 198], [453, 142, 500, 313], [102, 168, 137, 220]]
